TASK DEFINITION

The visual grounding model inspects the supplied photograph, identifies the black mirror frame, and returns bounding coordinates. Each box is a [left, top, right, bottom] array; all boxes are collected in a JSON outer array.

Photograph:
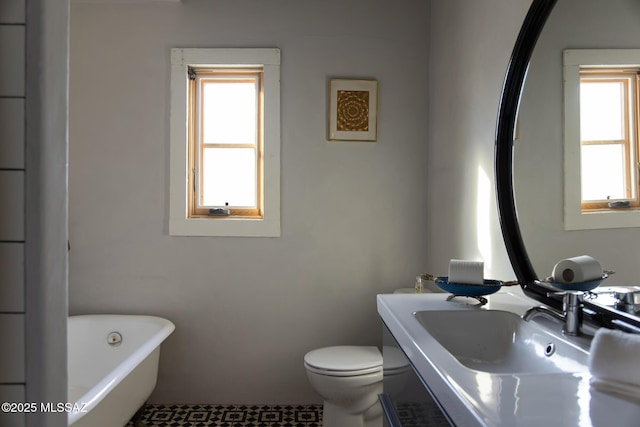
[[494, 0, 640, 330]]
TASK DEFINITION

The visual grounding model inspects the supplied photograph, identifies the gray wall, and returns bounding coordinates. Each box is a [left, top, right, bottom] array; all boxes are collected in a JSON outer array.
[[426, 0, 530, 280], [0, 0, 69, 426], [69, 0, 431, 403], [516, 0, 640, 283], [0, 2, 27, 425], [25, 0, 69, 425]]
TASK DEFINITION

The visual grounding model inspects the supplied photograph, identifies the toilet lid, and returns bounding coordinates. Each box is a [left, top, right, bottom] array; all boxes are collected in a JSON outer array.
[[304, 346, 382, 374]]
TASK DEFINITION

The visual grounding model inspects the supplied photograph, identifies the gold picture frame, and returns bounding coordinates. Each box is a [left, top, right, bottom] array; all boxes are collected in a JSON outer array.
[[328, 79, 378, 141]]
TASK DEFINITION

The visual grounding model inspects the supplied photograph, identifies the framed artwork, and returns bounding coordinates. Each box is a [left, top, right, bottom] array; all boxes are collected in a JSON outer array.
[[328, 79, 378, 141]]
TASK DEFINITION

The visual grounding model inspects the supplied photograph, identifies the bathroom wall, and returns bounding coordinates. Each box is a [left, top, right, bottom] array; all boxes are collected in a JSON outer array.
[[516, 0, 640, 283], [426, 0, 531, 279], [0, 2, 28, 425], [0, 0, 69, 426], [69, 0, 430, 403]]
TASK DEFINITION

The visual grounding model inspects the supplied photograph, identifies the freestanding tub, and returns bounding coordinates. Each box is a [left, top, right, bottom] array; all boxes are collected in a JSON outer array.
[[67, 314, 175, 426]]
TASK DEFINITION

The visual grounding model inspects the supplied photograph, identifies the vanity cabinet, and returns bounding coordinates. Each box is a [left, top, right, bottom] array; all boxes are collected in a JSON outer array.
[[380, 322, 453, 427]]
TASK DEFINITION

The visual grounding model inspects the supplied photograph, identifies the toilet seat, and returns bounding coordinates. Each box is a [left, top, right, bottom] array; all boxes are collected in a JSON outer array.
[[304, 346, 382, 377]]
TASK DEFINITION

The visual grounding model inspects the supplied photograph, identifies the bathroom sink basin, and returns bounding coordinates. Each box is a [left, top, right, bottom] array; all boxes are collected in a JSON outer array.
[[413, 310, 589, 374]]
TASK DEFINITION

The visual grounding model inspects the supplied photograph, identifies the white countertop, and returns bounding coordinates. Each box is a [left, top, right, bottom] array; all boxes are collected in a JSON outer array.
[[377, 290, 640, 426]]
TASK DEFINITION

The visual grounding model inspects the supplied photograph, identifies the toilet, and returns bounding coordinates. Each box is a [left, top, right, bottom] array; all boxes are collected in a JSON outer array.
[[304, 289, 418, 426], [303, 346, 384, 427]]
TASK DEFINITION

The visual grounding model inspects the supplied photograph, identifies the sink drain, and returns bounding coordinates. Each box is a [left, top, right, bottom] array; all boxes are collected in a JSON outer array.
[[544, 342, 556, 357]]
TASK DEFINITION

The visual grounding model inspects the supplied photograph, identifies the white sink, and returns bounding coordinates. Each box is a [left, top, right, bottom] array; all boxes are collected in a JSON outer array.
[[413, 309, 589, 374], [378, 293, 638, 427]]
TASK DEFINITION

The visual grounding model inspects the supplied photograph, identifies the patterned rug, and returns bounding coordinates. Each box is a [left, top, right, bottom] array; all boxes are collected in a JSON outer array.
[[126, 404, 322, 427]]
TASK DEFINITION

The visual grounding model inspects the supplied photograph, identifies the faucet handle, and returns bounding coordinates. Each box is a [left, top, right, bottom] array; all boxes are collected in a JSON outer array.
[[562, 291, 584, 309], [546, 291, 564, 299], [546, 290, 586, 300], [545, 291, 584, 336], [612, 288, 640, 313], [546, 291, 585, 313], [563, 292, 584, 336]]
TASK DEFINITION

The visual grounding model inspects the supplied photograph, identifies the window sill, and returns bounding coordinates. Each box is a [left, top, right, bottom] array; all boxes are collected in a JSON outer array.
[[169, 217, 280, 237], [189, 214, 264, 220], [582, 206, 640, 213], [565, 208, 640, 230]]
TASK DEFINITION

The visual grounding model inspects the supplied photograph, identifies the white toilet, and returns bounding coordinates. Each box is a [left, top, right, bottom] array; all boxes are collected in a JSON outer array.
[[304, 345, 384, 427]]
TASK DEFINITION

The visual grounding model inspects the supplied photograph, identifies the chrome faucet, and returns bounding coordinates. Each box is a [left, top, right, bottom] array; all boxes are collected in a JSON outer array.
[[522, 291, 584, 336]]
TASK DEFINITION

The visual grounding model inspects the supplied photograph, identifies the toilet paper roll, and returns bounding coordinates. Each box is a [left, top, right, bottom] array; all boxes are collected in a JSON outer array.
[[448, 259, 484, 285], [551, 255, 603, 284]]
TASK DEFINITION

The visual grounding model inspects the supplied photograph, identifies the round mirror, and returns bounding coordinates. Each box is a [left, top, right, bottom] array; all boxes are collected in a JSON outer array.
[[516, 0, 640, 284], [496, 0, 640, 329]]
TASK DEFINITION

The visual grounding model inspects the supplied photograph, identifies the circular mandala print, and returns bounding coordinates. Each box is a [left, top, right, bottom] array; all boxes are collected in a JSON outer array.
[[336, 90, 370, 132]]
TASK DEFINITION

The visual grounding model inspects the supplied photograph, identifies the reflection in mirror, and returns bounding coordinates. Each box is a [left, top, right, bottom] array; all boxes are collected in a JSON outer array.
[[498, 0, 640, 329], [515, 0, 640, 282], [563, 49, 640, 230]]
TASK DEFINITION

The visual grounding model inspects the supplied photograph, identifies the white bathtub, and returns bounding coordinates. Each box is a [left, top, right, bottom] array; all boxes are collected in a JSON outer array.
[[67, 314, 175, 426]]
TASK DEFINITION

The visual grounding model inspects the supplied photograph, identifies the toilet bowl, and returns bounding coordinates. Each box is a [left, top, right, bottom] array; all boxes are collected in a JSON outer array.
[[304, 346, 383, 427]]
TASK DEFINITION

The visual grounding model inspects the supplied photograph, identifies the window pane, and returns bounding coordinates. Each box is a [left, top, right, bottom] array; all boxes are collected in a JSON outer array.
[[201, 148, 256, 207], [202, 81, 257, 144], [580, 81, 624, 141], [581, 144, 626, 201]]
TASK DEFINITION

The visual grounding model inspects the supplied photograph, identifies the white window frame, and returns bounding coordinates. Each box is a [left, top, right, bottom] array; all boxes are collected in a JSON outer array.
[[563, 49, 640, 230], [170, 48, 280, 237]]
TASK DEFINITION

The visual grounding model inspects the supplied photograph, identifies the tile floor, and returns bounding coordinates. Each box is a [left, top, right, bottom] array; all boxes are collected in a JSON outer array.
[[395, 401, 452, 426], [125, 401, 450, 426], [126, 404, 322, 427]]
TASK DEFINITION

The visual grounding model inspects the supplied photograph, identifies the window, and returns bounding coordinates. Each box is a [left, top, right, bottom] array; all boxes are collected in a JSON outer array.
[[189, 68, 262, 218], [563, 49, 640, 230], [580, 70, 639, 210], [170, 48, 280, 237]]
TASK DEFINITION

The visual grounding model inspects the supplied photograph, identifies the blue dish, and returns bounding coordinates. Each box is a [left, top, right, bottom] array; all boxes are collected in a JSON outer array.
[[434, 277, 503, 297], [545, 278, 603, 292], [543, 272, 611, 292]]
